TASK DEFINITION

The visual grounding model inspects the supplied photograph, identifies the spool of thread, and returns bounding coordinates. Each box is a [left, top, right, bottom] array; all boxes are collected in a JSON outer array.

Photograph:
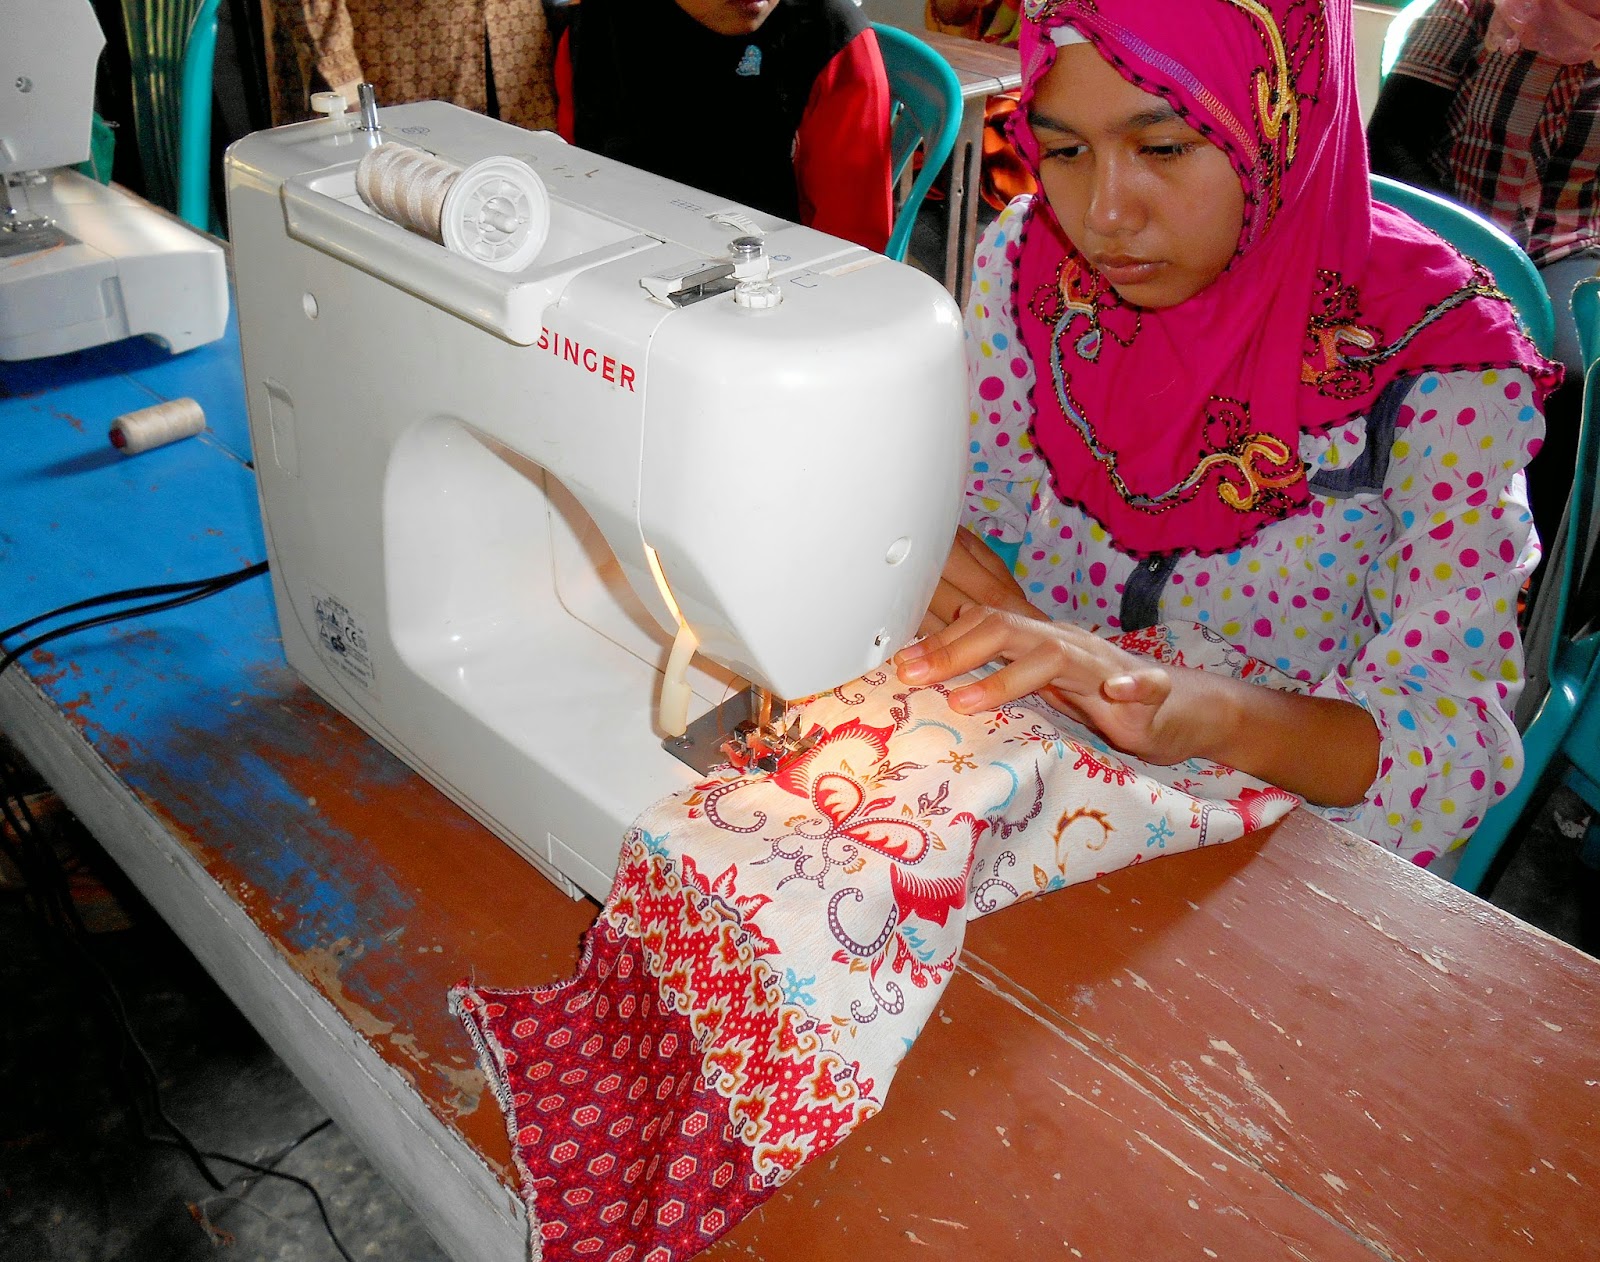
[[108, 398, 206, 454], [355, 143, 460, 243], [354, 142, 550, 272]]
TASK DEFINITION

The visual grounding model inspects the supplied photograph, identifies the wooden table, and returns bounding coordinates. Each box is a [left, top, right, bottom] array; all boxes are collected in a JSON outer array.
[[4, 325, 1599, 1261], [919, 31, 1022, 308]]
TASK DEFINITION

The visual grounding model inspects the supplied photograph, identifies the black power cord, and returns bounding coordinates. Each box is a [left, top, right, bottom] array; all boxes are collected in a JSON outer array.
[[0, 560, 269, 680]]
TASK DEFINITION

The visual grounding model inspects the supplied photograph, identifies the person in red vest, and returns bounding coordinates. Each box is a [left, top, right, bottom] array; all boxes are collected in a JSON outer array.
[[554, 0, 894, 252]]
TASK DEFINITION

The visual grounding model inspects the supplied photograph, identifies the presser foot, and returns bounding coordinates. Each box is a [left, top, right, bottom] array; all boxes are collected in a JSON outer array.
[[662, 688, 821, 777], [0, 221, 71, 257]]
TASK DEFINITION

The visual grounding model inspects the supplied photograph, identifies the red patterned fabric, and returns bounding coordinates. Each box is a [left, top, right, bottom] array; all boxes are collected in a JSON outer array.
[[453, 639, 1299, 1261]]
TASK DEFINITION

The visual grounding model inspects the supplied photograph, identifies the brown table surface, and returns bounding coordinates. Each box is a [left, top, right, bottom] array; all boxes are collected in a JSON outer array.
[[918, 30, 1023, 95], [4, 327, 1598, 1260], [28, 666, 1600, 1261]]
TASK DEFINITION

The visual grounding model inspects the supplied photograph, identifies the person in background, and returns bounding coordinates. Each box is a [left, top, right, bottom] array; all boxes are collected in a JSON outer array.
[[1367, 0, 1599, 548], [926, 0, 1019, 45], [894, 0, 1560, 874], [554, 0, 894, 252]]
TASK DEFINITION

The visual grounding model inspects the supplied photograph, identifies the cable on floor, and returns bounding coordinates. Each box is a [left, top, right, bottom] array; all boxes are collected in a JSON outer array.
[[0, 561, 358, 1261]]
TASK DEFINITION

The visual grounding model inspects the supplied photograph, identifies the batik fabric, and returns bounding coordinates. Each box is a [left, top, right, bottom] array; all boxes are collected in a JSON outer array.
[[453, 657, 1297, 1261]]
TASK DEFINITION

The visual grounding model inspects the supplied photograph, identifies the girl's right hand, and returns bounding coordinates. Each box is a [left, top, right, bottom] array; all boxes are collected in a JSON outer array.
[[897, 603, 1208, 766], [921, 528, 1047, 635]]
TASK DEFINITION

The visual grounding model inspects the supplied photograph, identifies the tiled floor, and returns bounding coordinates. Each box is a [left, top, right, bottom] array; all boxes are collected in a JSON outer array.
[[0, 768, 452, 1262]]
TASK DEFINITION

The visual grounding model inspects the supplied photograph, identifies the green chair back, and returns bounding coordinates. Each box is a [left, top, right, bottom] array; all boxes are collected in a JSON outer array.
[[75, 114, 117, 185], [120, 0, 219, 230], [1578, 271, 1600, 372], [178, 0, 222, 231], [1371, 173, 1556, 356], [872, 23, 962, 264], [1452, 277, 1600, 892], [1380, 0, 1439, 79]]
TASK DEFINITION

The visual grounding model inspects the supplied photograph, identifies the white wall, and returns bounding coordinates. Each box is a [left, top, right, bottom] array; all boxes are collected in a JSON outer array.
[[1353, 2, 1401, 124]]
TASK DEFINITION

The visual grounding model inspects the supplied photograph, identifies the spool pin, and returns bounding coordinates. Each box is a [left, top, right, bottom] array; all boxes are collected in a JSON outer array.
[[109, 398, 206, 454]]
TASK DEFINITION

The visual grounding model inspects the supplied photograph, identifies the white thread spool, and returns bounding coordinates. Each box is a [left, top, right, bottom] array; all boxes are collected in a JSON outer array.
[[354, 142, 550, 272], [108, 398, 206, 454]]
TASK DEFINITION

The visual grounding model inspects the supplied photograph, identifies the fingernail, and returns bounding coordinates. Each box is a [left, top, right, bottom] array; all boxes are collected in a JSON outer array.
[[949, 685, 980, 710], [899, 658, 929, 681], [896, 639, 929, 661]]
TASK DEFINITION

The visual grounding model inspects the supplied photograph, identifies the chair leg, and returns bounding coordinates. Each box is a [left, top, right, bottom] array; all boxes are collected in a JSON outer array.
[[1568, 764, 1600, 866], [942, 99, 987, 304], [1453, 778, 1541, 893]]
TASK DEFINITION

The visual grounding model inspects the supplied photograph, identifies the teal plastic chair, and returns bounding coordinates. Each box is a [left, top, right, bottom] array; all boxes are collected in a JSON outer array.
[[1452, 277, 1600, 892], [1380, 0, 1439, 79], [1371, 173, 1557, 356], [120, 0, 220, 230], [178, 0, 223, 231], [872, 24, 962, 264]]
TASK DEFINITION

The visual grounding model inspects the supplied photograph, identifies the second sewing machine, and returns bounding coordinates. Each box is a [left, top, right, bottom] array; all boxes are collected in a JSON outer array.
[[227, 93, 968, 901]]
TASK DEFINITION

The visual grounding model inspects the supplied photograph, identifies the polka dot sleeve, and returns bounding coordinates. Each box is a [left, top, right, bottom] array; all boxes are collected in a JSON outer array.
[[963, 199, 1040, 549], [1302, 369, 1541, 868], [953, 198, 1542, 871]]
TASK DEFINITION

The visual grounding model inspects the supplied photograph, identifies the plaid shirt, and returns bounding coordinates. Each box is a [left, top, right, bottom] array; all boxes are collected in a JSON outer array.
[[1392, 0, 1600, 266]]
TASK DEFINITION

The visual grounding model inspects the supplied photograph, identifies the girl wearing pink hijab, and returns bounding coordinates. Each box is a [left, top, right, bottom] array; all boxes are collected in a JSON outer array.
[[895, 0, 1561, 871]]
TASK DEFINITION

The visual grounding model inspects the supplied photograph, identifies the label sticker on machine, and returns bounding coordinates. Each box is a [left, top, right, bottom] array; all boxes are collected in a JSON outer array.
[[311, 584, 376, 690]]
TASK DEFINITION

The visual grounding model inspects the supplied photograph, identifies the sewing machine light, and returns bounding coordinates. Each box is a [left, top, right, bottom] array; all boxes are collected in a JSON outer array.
[[646, 540, 813, 773], [643, 544, 684, 625]]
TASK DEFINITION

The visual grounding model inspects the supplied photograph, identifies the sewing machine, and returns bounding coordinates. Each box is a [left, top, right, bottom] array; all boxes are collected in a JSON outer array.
[[226, 100, 967, 901], [0, 0, 228, 361]]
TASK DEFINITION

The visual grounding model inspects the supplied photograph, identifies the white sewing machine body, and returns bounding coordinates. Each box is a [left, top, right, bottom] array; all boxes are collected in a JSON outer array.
[[0, 170, 232, 361], [0, 0, 229, 362], [226, 101, 966, 900]]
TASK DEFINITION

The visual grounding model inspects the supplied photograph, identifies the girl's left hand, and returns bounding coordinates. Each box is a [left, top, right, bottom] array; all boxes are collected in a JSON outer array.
[[893, 604, 1212, 766]]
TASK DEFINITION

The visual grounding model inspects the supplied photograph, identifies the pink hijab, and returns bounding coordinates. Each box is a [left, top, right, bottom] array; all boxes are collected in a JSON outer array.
[[1008, 0, 1561, 560], [1488, 0, 1600, 63]]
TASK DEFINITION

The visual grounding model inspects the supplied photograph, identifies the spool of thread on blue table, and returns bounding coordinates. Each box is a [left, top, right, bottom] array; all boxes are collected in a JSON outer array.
[[108, 398, 206, 454]]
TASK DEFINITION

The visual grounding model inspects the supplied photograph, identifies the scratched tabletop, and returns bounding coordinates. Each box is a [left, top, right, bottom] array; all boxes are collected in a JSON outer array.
[[3, 325, 1599, 1262]]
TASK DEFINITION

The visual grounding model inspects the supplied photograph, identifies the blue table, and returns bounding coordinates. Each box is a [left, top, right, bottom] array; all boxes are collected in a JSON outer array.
[[0, 318, 595, 1260]]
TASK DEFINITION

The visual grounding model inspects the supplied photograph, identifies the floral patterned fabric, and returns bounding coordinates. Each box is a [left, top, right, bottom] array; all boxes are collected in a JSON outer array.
[[965, 200, 1544, 869], [452, 655, 1297, 1262]]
